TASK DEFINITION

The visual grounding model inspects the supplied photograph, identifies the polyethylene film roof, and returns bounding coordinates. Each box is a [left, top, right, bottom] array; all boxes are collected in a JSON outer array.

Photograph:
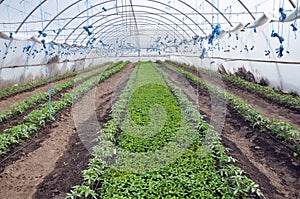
[[0, 0, 298, 50]]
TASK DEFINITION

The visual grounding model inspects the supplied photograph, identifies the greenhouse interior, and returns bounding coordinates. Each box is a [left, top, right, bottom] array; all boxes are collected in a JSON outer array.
[[0, 0, 300, 198]]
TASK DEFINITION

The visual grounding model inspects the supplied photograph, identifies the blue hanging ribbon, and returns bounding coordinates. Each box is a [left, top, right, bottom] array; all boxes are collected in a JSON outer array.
[[193, 34, 199, 45], [200, 48, 206, 59], [208, 23, 221, 45], [41, 39, 46, 49], [279, 7, 286, 22], [271, 30, 284, 43], [83, 25, 93, 36], [291, 23, 298, 31], [276, 44, 284, 58], [243, 22, 251, 29], [38, 30, 47, 37]]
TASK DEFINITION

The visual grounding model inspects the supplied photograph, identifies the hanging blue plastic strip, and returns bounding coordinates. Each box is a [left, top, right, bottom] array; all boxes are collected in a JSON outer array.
[[276, 44, 284, 58], [271, 30, 285, 43], [279, 7, 286, 22]]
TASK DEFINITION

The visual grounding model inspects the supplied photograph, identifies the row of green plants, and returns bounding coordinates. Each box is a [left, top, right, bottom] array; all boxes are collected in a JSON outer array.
[[0, 62, 120, 123], [67, 62, 263, 199], [163, 61, 300, 153], [167, 60, 300, 111], [0, 62, 111, 100], [0, 61, 129, 156]]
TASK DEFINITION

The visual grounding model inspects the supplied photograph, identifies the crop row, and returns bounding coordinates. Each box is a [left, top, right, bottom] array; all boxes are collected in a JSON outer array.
[[167, 60, 300, 111], [67, 62, 263, 199], [162, 61, 300, 153], [0, 61, 129, 156], [0, 62, 111, 100], [0, 62, 121, 123]]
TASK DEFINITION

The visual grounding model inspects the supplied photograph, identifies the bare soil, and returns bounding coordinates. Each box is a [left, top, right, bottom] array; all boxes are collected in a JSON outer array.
[[160, 65, 300, 199], [0, 63, 134, 199]]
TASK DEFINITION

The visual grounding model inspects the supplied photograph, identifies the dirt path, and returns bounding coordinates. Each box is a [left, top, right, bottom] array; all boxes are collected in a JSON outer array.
[[173, 63, 300, 132], [0, 63, 134, 199], [160, 65, 300, 199]]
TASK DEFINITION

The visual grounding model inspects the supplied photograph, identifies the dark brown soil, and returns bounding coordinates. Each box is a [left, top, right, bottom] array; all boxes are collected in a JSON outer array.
[[0, 63, 134, 199], [160, 65, 300, 199]]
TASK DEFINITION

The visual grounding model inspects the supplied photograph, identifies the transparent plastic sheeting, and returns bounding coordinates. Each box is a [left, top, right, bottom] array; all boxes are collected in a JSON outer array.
[[0, 0, 299, 95], [172, 10, 300, 95]]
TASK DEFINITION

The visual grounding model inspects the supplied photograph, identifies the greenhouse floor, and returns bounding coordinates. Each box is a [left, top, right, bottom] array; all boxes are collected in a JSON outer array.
[[0, 62, 299, 199]]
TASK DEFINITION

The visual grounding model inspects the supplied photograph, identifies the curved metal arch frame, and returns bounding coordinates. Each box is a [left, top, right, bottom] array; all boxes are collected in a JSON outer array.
[[38, 0, 83, 37], [203, 0, 233, 27], [87, 24, 182, 48], [66, 5, 198, 43], [77, 10, 190, 44], [138, 0, 209, 33], [84, 21, 181, 46], [237, 0, 255, 20], [60, 3, 203, 43], [82, 16, 185, 46], [99, 27, 179, 50], [62, 0, 214, 37], [105, 29, 190, 49], [86, 15, 186, 43], [15, 0, 47, 33], [8, 0, 299, 37], [71, 10, 190, 43], [94, 20, 183, 47], [99, 31, 179, 53]]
